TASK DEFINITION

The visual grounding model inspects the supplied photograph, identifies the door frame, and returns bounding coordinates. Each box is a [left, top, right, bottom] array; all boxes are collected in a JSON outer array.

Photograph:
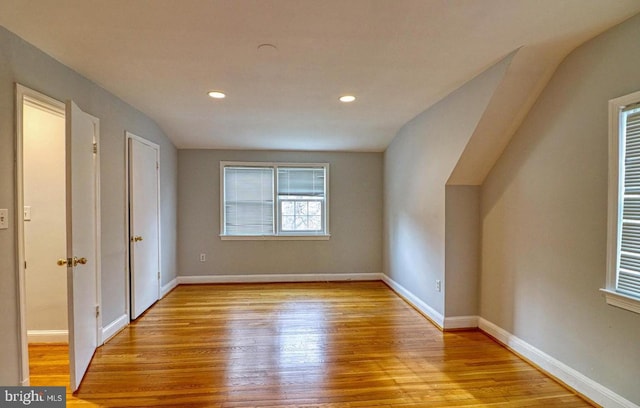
[[15, 84, 102, 385], [125, 131, 161, 320]]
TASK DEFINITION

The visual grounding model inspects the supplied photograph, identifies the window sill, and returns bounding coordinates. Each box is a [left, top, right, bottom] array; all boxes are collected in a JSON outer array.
[[600, 288, 640, 315], [220, 234, 331, 241]]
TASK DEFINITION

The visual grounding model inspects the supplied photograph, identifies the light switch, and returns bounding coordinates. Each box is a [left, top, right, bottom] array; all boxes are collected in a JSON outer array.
[[0, 209, 8, 229], [24, 206, 31, 221]]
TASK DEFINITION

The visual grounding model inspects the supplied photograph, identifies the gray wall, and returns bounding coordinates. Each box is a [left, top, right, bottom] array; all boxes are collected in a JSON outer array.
[[0, 26, 177, 385], [383, 57, 508, 317], [178, 149, 382, 277], [481, 14, 640, 403], [445, 185, 480, 317]]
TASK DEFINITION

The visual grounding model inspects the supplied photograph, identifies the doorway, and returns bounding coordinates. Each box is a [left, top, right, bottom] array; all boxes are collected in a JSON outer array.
[[18, 89, 69, 388], [16, 85, 102, 391], [22, 94, 68, 345]]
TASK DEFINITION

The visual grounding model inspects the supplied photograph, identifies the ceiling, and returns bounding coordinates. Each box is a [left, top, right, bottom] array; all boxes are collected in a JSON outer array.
[[1, 1, 639, 152]]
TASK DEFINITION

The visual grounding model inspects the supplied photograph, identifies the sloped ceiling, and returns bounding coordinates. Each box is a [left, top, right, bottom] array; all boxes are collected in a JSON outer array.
[[448, 46, 561, 185], [0, 1, 639, 152]]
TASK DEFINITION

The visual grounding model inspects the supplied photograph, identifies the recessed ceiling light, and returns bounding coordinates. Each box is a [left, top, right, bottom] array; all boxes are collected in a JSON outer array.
[[339, 95, 356, 103], [208, 91, 226, 99]]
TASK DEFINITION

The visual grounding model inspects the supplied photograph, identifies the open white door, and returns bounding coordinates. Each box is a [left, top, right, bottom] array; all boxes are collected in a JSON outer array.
[[129, 135, 160, 320], [66, 101, 100, 392]]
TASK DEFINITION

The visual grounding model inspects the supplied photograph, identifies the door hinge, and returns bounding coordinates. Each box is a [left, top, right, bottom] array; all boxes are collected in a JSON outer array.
[[93, 142, 98, 154], [96, 305, 100, 318], [156, 161, 159, 170], [158, 271, 160, 280], [24, 261, 27, 269]]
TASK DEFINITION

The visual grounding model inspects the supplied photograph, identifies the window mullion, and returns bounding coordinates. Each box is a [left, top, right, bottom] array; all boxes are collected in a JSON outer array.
[[274, 164, 279, 235]]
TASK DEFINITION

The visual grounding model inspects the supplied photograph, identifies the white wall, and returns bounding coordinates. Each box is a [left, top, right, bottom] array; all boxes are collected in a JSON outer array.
[[23, 102, 67, 337], [383, 56, 509, 318], [0, 26, 178, 385], [481, 13, 640, 404], [178, 149, 382, 278]]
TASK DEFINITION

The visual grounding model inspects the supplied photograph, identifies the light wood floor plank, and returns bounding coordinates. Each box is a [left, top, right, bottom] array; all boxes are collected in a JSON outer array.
[[29, 282, 593, 407]]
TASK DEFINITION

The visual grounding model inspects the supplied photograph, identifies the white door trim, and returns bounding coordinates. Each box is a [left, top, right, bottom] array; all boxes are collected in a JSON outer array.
[[125, 131, 161, 321]]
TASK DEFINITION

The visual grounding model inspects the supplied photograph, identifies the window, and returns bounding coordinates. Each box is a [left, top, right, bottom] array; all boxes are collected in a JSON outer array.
[[221, 162, 329, 239], [604, 90, 640, 314]]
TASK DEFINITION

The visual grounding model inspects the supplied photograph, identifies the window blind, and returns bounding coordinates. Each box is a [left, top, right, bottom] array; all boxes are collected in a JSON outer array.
[[277, 167, 325, 197], [223, 167, 274, 235], [618, 107, 640, 298]]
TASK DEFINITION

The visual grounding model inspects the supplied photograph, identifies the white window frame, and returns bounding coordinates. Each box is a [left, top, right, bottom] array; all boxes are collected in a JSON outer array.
[[220, 161, 330, 240], [603, 89, 640, 314]]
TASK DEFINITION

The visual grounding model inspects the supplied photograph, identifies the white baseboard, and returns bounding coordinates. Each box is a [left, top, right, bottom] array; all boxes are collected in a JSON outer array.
[[177, 273, 383, 285], [443, 315, 478, 329], [161, 277, 178, 297], [101, 314, 128, 344], [478, 318, 639, 408], [27, 330, 68, 343], [381, 275, 445, 329]]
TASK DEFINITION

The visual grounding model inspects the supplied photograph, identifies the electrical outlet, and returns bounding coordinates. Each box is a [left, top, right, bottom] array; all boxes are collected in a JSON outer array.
[[0, 209, 8, 229], [435, 280, 441, 292], [200, 253, 206, 262]]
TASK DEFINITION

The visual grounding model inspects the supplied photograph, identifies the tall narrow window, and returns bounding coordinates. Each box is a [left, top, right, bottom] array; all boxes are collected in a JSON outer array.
[[605, 90, 640, 314], [221, 162, 329, 239], [618, 105, 640, 297]]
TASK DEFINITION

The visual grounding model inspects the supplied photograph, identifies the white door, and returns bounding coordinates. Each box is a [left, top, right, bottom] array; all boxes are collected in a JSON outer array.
[[66, 101, 100, 392], [129, 136, 160, 320]]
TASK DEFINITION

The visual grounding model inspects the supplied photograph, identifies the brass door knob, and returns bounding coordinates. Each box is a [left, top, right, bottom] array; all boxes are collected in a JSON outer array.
[[74, 257, 88, 266], [57, 257, 87, 267], [132, 236, 143, 242]]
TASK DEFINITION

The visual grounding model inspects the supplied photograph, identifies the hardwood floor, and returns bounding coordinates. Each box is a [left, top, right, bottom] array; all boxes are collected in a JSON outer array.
[[29, 282, 593, 407]]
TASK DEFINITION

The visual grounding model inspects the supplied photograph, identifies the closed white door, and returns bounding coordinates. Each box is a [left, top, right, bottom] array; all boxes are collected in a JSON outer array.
[[66, 100, 100, 392], [129, 135, 160, 320]]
